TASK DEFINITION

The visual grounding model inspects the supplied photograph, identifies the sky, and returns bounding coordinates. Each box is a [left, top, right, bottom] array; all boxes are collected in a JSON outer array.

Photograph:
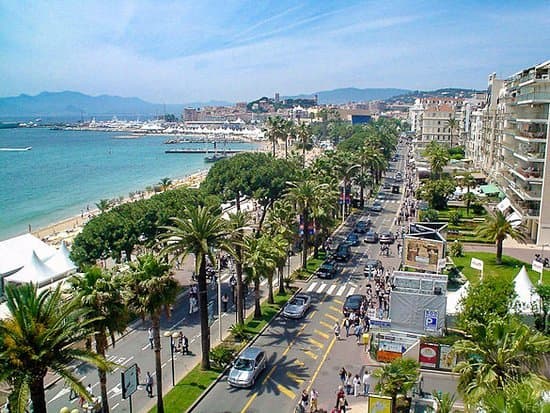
[[0, 0, 549, 103]]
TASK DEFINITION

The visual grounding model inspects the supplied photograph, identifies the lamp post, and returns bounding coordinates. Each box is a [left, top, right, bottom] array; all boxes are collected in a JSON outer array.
[[342, 164, 361, 223], [217, 254, 223, 342], [163, 331, 180, 387]]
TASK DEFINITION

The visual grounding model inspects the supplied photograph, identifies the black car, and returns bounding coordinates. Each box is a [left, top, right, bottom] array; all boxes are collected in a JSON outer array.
[[345, 232, 360, 246], [354, 220, 369, 234], [364, 259, 382, 277], [335, 243, 351, 261], [343, 294, 366, 317], [379, 231, 395, 244], [317, 260, 339, 279]]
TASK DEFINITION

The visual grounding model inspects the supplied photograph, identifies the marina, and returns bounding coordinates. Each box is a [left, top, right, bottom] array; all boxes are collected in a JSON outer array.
[[165, 148, 243, 154]]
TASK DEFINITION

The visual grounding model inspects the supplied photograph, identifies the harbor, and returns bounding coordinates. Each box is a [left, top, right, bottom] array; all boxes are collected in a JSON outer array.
[[165, 148, 243, 154]]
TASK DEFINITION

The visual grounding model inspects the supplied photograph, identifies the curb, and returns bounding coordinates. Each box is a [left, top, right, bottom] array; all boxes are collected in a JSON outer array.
[[186, 287, 303, 413]]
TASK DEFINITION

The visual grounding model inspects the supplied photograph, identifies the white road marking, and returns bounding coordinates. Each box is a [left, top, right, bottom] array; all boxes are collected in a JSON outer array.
[[326, 284, 336, 295], [316, 283, 326, 293], [307, 282, 318, 292], [348, 287, 356, 295], [112, 403, 120, 410], [48, 388, 70, 404], [336, 286, 346, 296]]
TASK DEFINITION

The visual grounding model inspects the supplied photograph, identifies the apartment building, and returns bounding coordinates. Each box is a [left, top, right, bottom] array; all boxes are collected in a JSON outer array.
[[464, 61, 550, 244], [408, 98, 464, 147]]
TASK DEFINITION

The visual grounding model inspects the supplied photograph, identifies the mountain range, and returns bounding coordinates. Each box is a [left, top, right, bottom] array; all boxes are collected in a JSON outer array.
[[288, 87, 410, 104]]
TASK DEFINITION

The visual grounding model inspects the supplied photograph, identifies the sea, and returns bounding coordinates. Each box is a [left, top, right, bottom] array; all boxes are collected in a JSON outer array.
[[0, 128, 258, 240]]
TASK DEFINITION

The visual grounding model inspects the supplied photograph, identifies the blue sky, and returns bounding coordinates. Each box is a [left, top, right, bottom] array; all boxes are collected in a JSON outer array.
[[0, 0, 549, 103]]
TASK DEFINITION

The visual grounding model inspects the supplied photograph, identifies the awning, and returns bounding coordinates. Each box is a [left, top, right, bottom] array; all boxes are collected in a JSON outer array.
[[506, 212, 522, 227], [496, 197, 511, 212], [480, 184, 500, 195]]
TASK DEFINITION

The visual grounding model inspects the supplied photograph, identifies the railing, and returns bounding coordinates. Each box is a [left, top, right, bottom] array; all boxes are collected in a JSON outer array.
[[516, 92, 550, 104]]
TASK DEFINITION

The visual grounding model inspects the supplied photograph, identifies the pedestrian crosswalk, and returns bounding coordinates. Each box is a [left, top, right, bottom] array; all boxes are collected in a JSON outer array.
[[306, 281, 359, 298]]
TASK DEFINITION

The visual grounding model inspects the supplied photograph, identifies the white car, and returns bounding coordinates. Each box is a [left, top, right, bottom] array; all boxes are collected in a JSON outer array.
[[282, 293, 312, 319]]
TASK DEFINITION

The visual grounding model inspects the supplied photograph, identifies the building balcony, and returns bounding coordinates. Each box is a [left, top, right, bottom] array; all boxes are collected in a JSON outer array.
[[516, 92, 550, 105], [513, 152, 546, 163]]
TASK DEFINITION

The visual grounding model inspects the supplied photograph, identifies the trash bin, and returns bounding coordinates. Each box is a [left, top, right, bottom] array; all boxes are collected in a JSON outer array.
[[362, 333, 370, 346]]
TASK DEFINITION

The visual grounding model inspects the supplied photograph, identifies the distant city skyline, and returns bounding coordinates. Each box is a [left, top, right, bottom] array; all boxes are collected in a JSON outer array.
[[0, 0, 549, 103]]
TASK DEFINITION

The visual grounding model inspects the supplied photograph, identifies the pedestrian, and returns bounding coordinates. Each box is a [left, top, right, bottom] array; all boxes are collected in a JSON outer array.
[[339, 368, 347, 386], [354, 323, 363, 344], [148, 327, 154, 349], [336, 394, 348, 413], [145, 371, 154, 397], [222, 292, 229, 312], [363, 314, 370, 332], [189, 296, 196, 314], [353, 374, 361, 397], [363, 370, 371, 396], [345, 372, 352, 395], [300, 388, 309, 409], [177, 331, 184, 353], [310, 388, 319, 413], [336, 385, 345, 407], [333, 322, 341, 340], [182, 334, 189, 355], [343, 317, 350, 337]]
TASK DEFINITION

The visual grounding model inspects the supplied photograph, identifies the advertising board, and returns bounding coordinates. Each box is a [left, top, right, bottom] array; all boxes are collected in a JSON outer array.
[[403, 237, 444, 272], [419, 342, 439, 368], [439, 344, 457, 370], [367, 394, 393, 413]]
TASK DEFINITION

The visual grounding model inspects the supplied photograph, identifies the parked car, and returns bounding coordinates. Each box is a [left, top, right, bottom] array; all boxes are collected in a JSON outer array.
[[379, 231, 395, 244], [370, 202, 383, 213], [364, 230, 379, 243], [228, 347, 267, 388], [364, 259, 382, 277], [317, 259, 340, 279], [343, 294, 366, 317], [354, 220, 369, 234], [382, 182, 391, 190], [335, 243, 351, 261], [395, 172, 403, 182], [345, 232, 360, 246], [282, 293, 312, 319]]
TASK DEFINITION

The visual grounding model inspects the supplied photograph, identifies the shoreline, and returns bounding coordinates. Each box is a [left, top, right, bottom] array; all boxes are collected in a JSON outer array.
[[31, 169, 210, 245]]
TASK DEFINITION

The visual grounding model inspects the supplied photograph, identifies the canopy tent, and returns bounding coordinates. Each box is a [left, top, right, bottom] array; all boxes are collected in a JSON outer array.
[[0, 233, 56, 277], [446, 282, 469, 315], [44, 241, 77, 275], [479, 184, 501, 195], [6, 250, 58, 286], [512, 266, 540, 314], [496, 197, 512, 213]]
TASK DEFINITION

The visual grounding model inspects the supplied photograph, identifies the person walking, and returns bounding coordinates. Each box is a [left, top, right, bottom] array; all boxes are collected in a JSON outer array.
[[145, 371, 154, 397], [310, 388, 319, 413], [333, 321, 341, 340], [339, 368, 347, 387], [354, 323, 363, 344], [362, 370, 371, 396], [300, 388, 309, 409], [148, 327, 154, 349], [353, 374, 361, 397], [345, 372, 352, 395], [222, 292, 229, 312], [343, 317, 351, 337]]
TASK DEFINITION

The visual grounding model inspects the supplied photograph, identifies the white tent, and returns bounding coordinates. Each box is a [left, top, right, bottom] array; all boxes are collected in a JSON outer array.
[[6, 250, 58, 286], [446, 282, 469, 315], [44, 241, 77, 275], [513, 266, 540, 314], [0, 233, 56, 276]]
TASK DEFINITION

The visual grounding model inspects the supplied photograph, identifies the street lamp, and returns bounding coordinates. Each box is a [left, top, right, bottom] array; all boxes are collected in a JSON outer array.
[[163, 331, 180, 386], [342, 164, 361, 223]]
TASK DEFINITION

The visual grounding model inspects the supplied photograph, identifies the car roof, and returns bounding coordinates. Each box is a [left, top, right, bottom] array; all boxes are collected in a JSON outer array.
[[240, 347, 264, 360], [366, 259, 380, 265], [295, 293, 310, 300]]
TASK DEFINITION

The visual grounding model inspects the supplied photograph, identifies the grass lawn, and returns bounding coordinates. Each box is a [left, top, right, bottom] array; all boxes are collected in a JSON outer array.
[[149, 291, 293, 413], [437, 206, 486, 220], [296, 255, 326, 280], [451, 251, 549, 286]]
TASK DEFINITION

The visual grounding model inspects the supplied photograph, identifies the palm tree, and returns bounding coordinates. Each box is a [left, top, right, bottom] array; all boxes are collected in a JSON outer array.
[[373, 358, 420, 413], [124, 254, 178, 413], [96, 199, 112, 213], [0, 284, 110, 413], [157, 205, 228, 369], [295, 123, 312, 167], [69, 267, 129, 413], [158, 177, 172, 192], [264, 116, 287, 157], [283, 119, 294, 159], [242, 234, 277, 318], [452, 317, 550, 407], [480, 378, 550, 413], [424, 142, 450, 179], [463, 191, 477, 216], [285, 178, 328, 269], [475, 210, 528, 264], [446, 117, 459, 148]]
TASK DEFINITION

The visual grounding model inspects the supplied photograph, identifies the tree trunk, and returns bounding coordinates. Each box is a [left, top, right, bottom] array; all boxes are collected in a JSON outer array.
[[254, 278, 262, 319], [278, 265, 285, 295], [267, 272, 274, 304], [302, 208, 309, 270], [235, 244, 244, 325], [30, 374, 47, 413], [360, 184, 365, 209], [197, 257, 211, 369], [302, 145, 306, 168], [284, 138, 288, 159], [95, 331, 110, 413], [257, 202, 271, 235], [496, 239, 504, 265], [272, 140, 276, 157], [152, 314, 164, 413]]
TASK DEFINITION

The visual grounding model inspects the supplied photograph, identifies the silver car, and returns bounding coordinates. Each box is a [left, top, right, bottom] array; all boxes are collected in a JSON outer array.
[[282, 293, 312, 319], [228, 347, 267, 388]]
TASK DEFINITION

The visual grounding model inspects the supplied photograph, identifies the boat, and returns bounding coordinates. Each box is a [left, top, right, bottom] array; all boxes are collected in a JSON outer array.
[[204, 154, 228, 163], [0, 121, 19, 129], [0, 146, 32, 152]]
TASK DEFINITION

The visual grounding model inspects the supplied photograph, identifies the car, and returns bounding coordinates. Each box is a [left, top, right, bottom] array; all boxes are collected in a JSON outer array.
[[364, 230, 379, 243], [343, 294, 366, 317], [382, 182, 391, 190], [228, 347, 267, 387], [364, 259, 382, 277], [282, 293, 312, 318], [370, 202, 383, 213], [345, 232, 360, 246], [335, 243, 351, 261], [379, 231, 396, 244], [354, 220, 369, 234], [317, 259, 339, 279], [395, 172, 403, 182]]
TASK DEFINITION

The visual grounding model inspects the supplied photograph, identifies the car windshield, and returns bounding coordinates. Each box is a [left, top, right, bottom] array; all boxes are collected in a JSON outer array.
[[346, 296, 362, 307], [234, 358, 254, 371], [289, 298, 305, 306]]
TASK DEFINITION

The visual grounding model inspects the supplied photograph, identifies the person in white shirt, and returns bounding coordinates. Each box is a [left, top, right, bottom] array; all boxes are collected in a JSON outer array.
[[363, 370, 371, 396]]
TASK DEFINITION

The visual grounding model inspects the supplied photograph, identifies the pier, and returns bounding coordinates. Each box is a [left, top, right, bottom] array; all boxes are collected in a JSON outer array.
[[165, 148, 244, 154]]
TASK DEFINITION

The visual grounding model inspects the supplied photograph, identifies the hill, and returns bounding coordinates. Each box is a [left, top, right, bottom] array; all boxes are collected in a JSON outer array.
[[385, 88, 485, 104], [288, 87, 410, 104], [0, 91, 231, 119]]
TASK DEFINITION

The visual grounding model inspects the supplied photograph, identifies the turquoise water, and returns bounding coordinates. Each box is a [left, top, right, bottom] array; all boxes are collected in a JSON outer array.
[[0, 128, 256, 240]]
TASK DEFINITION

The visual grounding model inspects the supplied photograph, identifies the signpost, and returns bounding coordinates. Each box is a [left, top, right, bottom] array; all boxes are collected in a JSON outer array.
[[532, 260, 544, 284], [470, 257, 484, 280], [121, 363, 139, 413], [424, 309, 438, 332]]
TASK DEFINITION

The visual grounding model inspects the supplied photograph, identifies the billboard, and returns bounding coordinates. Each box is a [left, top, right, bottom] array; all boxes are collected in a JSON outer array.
[[419, 342, 439, 368], [439, 344, 457, 370], [403, 237, 445, 272], [368, 395, 393, 413]]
